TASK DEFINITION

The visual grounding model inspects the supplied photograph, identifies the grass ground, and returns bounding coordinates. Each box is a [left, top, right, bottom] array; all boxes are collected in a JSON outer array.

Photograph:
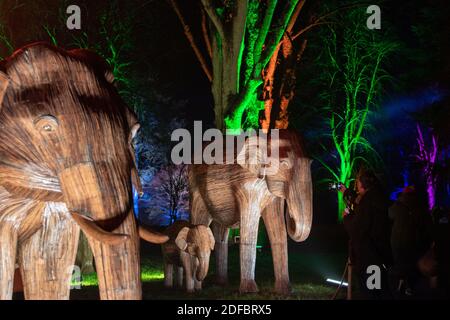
[[68, 225, 349, 300]]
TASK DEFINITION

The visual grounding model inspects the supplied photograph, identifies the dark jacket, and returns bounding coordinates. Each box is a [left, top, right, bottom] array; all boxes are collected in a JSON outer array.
[[343, 189, 392, 272], [389, 192, 432, 257]]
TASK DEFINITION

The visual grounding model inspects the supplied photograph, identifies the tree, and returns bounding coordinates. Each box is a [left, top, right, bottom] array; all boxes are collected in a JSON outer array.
[[415, 124, 438, 211], [67, 1, 136, 107], [148, 164, 189, 225], [168, 0, 328, 131], [413, 98, 450, 211], [316, 6, 397, 220]]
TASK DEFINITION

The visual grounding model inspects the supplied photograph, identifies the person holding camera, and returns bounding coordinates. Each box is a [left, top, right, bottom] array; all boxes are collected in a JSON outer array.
[[338, 168, 392, 299]]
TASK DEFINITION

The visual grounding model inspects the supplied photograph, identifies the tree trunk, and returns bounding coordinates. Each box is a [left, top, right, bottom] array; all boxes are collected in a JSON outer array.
[[260, 1, 307, 130], [209, 1, 247, 131], [260, 36, 307, 130]]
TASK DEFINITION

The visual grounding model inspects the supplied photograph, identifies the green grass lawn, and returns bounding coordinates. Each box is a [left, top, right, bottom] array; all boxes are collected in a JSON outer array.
[[70, 229, 349, 300]]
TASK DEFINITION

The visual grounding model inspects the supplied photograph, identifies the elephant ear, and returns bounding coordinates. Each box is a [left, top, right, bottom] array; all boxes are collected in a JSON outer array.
[[0, 71, 9, 110], [175, 227, 190, 251], [236, 135, 267, 178]]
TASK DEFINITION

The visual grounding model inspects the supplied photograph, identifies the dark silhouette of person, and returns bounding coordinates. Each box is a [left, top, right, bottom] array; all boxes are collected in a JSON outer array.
[[340, 168, 392, 299], [431, 206, 450, 297], [389, 186, 433, 297]]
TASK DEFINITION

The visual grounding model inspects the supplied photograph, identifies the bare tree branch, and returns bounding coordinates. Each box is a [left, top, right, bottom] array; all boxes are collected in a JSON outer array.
[[258, 0, 299, 74], [286, 0, 306, 33], [253, 0, 278, 69], [168, 0, 212, 82], [292, 3, 364, 41], [292, 21, 331, 40], [200, 0, 225, 40], [201, 7, 213, 59]]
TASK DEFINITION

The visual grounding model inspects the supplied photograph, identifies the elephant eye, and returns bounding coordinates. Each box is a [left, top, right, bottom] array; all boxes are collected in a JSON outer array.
[[34, 115, 59, 133]]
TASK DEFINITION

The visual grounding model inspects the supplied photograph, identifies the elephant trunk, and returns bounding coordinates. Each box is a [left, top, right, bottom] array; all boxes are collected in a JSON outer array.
[[196, 253, 210, 282], [59, 162, 142, 299], [285, 158, 313, 242]]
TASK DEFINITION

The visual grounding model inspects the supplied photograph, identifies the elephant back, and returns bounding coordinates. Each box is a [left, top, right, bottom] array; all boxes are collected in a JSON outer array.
[[163, 220, 191, 239]]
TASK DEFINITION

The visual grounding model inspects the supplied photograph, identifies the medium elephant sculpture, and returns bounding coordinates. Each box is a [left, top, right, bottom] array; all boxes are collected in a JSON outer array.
[[0, 43, 168, 300], [189, 130, 313, 294], [161, 220, 215, 292]]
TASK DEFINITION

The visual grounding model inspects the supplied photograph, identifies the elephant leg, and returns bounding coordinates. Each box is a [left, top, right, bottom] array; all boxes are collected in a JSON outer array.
[[211, 222, 229, 286], [0, 187, 42, 300], [192, 258, 202, 291], [262, 198, 291, 295], [86, 208, 142, 300], [239, 211, 260, 293], [194, 278, 202, 291], [19, 203, 80, 300], [0, 223, 18, 300], [177, 266, 184, 288], [181, 252, 194, 293], [164, 263, 173, 288]]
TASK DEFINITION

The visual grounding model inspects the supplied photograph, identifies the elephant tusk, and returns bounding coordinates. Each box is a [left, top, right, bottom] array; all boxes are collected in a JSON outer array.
[[70, 212, 130, 245], [139, 226, 169, 244]]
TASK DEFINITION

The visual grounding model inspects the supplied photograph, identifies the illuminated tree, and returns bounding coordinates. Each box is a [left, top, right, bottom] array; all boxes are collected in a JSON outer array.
[[67, 1, 136, 107], [168, 0, 330, 131], [415, 124, 438, 211], [412, 98, 450, 211], [316, 7, 397, 220], [148, 164, 189, 225]]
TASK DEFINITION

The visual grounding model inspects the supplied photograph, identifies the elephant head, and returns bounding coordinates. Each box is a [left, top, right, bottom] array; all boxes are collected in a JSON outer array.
[[175, 225, 215, 281], [0, 43, 168, 299], [237, 130, 313, 242]]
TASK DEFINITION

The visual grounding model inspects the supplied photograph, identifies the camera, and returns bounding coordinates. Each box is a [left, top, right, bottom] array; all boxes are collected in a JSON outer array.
[[328, 182, 343, 191]]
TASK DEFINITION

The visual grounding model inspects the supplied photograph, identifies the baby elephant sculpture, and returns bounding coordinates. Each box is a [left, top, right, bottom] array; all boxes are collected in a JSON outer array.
[[162, 220, 215, 292], [0, 43, 168, 300]]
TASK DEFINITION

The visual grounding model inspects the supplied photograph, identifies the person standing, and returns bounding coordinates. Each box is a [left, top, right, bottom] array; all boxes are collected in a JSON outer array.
[[389, 186, 433, 297], [339, 168, 392, 299]]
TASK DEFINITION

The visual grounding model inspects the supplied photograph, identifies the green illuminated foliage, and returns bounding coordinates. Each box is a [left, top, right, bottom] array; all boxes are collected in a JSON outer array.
[[43, 25, 58, 46], [316, 6, 397, 220], [201, 0, 299, 131], [0, 21, 13, 59], [71, 266, 164, 288], [85, 2, 134, 103]]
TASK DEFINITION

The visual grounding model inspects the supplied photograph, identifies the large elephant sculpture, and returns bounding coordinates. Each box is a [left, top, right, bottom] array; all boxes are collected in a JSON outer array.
[[0, 43, 168, 300], [189, 130, 313, 294]]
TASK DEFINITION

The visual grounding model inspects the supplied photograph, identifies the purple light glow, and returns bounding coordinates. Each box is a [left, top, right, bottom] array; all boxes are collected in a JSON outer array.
[[416, 124, 438, 211]]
